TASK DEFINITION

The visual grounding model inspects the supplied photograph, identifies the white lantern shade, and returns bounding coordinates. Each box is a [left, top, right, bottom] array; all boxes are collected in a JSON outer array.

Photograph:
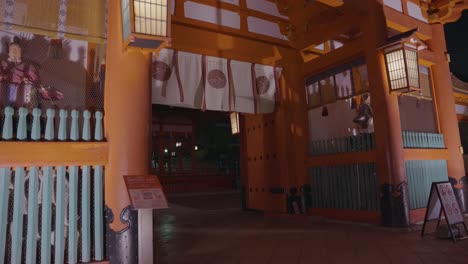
[[121, 0, 171, 50], [381, 29, 427, 94], [230, 112, 240, 135], [383, 44, 421, 93]]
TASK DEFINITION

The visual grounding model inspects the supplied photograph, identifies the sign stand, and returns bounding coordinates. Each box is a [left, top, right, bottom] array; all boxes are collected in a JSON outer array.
[[421, 181, 468, 242], [124, 175, 168, 264]]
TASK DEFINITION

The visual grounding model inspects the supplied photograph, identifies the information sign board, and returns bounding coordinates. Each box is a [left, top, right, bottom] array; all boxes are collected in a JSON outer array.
[[124, 175, 168, 210], [421, 181, 467, 242]]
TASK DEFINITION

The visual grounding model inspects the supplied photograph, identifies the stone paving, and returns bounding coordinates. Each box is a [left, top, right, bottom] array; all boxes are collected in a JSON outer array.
[[154, 192, 468, 264]]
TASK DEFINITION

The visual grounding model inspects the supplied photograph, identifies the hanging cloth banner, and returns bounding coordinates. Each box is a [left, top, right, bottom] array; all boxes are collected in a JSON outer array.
[[274, 66, 281, 102], [152, 49, 182, 106], [203, 56, 230, 111], [250, 63, 259, 114], [227, 59, 234, 111], [230, 60, 255, 114], [152, 50, 203, 109], [254, 64, 281, 114], [176, 51, 202, 109], [151, 49, 281, 114]]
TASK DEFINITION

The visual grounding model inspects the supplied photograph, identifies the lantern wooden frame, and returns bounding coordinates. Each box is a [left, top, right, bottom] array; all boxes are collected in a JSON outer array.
[[121, 0, 172, 51], [380, 29, 427, 94]]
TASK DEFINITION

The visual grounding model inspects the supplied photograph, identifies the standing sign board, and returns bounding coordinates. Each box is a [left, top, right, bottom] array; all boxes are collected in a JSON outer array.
[[421, 181, 467, 242], [124, 175, 169, 210]]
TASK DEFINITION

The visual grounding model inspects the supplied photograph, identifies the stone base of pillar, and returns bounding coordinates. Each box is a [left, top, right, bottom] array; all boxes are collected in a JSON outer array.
[[105, 205, 139, 264], [380, 182, 410, 227]]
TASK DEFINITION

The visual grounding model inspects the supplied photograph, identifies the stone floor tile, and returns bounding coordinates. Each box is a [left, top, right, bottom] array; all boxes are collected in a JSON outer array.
[[153, 192, 468, 264]]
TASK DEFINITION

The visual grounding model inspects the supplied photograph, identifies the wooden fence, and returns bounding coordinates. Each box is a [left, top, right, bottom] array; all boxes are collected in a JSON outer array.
[[0, 106, 105, 264]]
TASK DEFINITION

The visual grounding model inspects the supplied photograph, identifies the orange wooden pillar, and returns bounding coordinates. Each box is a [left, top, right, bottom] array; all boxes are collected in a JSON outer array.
[[362, 0, 409, 226], [277, 60, 309, 209], [429, 24, 467, 211], [104, 0, 152, 262]]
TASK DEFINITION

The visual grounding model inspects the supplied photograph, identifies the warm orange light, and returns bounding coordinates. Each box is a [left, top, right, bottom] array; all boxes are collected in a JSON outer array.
[[383, 44, 420, 93], [380, 29, 427, 94], [230, 112, 240, 135]]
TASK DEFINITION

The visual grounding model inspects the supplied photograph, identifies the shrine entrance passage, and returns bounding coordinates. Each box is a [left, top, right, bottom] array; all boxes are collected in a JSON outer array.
[[151, 104, 287, 214], [152, 104, 240, 195], [150, 45, 291, 214]]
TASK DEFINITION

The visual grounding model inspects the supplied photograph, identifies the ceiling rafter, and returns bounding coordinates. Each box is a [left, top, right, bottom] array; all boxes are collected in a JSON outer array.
[[276, 0, 365, 51], [302, 37, 365, 78], [295, 14, 361, 50]]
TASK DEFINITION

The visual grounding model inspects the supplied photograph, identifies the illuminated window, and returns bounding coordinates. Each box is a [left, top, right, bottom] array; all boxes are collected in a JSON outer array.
[[230, 112, 240, 135]]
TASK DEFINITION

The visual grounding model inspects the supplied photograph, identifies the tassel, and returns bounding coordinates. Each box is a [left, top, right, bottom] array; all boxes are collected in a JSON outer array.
[[201, 55, 207, 111], [321, 106, 328, 117], [173, 51, 184, 103]]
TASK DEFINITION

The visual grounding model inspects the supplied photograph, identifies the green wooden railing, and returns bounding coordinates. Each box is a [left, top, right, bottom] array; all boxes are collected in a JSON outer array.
[[0, 107, 105, 264], [309, 133, 375, 156], [309, 163, 380, 211], [1, 106, 103, 142], [309, 131, 445, 156], [402, 131, 445, 149], [406, 160, 449, 210]]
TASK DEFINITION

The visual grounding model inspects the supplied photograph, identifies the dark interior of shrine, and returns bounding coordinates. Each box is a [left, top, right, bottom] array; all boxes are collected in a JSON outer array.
[[151, 104, 241, 193]]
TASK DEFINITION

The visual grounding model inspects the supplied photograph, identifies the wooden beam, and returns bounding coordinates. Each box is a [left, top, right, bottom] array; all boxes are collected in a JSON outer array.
[[457, 114, 468, 121], [317, 0, 344, 7], [302, 37, 364, 78], [306, 150, 377, 167], [185, 0, 290, 24], [293, 13, 361, 50], [282, 0, 366, 51], [419, 48, 437, 64], [288, 0, 331, 24], [172, 0, 292, 49], [170, 22, 300, 67], [171, 15, 291, 49], [306, 148, 448, 167], [403, 148, 450, 160], [0, 141, 108, 167], [384, 6, 432, 40], [454, 92, 468, 105]]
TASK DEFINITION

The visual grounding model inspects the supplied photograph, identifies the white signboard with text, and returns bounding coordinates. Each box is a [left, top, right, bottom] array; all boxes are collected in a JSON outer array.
[[421, 181, 467, 242], [124, 175, 168, 210]]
